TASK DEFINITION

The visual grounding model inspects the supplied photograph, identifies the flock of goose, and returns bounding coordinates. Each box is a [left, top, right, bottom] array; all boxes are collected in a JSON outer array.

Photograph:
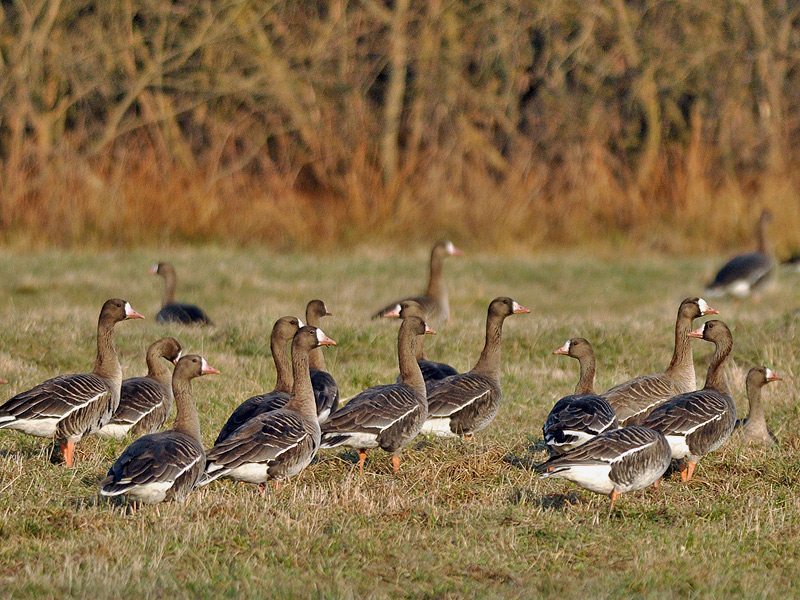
[[0, 228, 786, 509]]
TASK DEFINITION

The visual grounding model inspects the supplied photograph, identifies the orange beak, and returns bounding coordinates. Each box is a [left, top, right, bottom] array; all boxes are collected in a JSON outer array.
[[383, 305, 402, 318], [553, 341, 570, 355], [424, 324, 437, 335], [687, 325, 704, 338]]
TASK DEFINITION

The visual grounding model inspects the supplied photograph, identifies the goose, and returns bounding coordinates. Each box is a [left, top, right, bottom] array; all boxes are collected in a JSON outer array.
[[602, 298, 718, 427], [535, 426, 672, 509], [320, 316, 434, 473], [372, 239, 462, 322], [0, 299, 144, 466], [0, 378, 7, 384], [150, 262, 213, 325], [384, 299, 458, 390], [641, 320, 736, 481], [98, 337, 182, 439], [305, 300, 339, 422], [213, 316, 302, 444], [201, 327, 336, 488], [543, 338, 618, 455], [736, 366, 782, 445], [420, 297, 529, 438], [706, 209, 776, 299], [99, 355, 218, 504]]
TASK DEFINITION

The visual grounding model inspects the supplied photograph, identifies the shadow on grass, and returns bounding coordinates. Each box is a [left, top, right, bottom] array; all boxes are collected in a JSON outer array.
[[504, 439, 549, 471], [509, 487, 583, 510]]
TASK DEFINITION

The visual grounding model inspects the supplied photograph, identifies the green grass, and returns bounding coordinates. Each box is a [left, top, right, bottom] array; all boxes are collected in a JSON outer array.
[[1, 246, 800, 598]]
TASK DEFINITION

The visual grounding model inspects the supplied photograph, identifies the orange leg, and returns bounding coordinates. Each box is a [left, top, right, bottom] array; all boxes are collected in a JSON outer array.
[[358, 450, 367, 474], [463, 433, 473, 441], [609, 490, 619, 511], [686, 461, 696, 481], [60, 440, 75, 468], [258, 483, 266, 495], [679, 461, 689, 482], [653, 478, 661, 489], [391, 455, 400, 473]]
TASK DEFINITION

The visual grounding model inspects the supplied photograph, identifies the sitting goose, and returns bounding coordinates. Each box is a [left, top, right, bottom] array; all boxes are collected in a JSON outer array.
[[305, 300, 339, 422], [201, 327, 336, 488], [372, 239, 462, 322], [320, 316, 434, 473], [98, 337, 182, 439], [602, 298, 719, 427], [150, 262, 213, 325], [736, 366, 782, 445], [384, 299, 458, 390], [641, 320, 736, 481], [420, 297, 529, 438], [543, 338, 618, 455], [706, 209, 776, 299], [100, 355, 218, 504], [0, 299, 144, 466], [536, 426, 672, 509], [214, 316, 302, 444]]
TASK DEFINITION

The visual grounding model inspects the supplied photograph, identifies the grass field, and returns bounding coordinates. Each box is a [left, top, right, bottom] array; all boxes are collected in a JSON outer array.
[[1, 245, 799, 598]]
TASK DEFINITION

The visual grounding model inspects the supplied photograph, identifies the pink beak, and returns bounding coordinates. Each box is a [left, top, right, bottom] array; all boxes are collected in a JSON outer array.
[[553, 341, 570, 355], [513, 302, 531, 315], [687, 325, 704, 338], [766, 370, 782, 382], [383, 305, 402, 318], [450, 245, 463, 256], [0, 377, 7, 385], [318, 333, 337, 346], [201, 360, 220, 375], [125, 303, 145, 320], [147, 265, 159, 275], [424, 324, 437, 335], [703, 306, 720, 316]]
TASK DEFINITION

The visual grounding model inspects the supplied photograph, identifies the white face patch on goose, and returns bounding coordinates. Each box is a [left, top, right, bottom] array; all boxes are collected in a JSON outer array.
[[200, 357, 209, 372], [315, 328, 327, 343], [446, 241, 456, 254], [297, 318, 304, 328], [174, 350, 182, 362], [698, 298, 710, 314]]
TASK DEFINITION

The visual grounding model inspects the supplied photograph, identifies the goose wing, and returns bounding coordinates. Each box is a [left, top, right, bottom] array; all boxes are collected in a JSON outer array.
[[536, 426, 664, 471], [310, 369, 339, 422], [543, 394, 618, 447], [321, 384, 421, 438], [425, 373, 494, 418], [709, 253, 774, 288], [641, 389, 733, 437], [214, 391, 291, 445], [0, 373, 111, 425], [109, 378, 169, 427], [602, 373, 681, 426]]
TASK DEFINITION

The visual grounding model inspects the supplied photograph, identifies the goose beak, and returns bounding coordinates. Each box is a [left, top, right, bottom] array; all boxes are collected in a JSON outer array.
[[200, 358, 220, 375], [449, 245, 463, 256], [147, 264, 159, 275], [173, 350, 182, 365], [698, 298, 719, 315], [383, 305, 402, 318], [766, 368, 782, 382], [316, 329, 337, 346], [0, 377, 7, 384], [424, 324, 437, 335], [512, 301, 531, 314], [325, 310, 333, 317], [124, 303, 145, 320], [553, 341, 570, 355], [687, 325, 704, 338]]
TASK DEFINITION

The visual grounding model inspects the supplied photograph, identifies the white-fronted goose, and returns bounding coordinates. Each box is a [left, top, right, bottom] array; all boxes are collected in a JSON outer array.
[[320, 316, 435, 473], [706, 209, 776, 298], [384, 299, 458, 390], [100, 355, 218, 504], [536, 426, 672, 509], [602, 298, 719, 427], [150, 262, 213, 325], [98, 337, 182, 439], [641, 320, 736, 481], [0, 299, 144, 466], [213, 316, 302, 444], [372, 239, 462, 321], [543, 338, 618, 455], [306, 299, 339, 422], [420, 297, 529, 438], [736, 366, 782, 445], [202, 327, 335, 487]]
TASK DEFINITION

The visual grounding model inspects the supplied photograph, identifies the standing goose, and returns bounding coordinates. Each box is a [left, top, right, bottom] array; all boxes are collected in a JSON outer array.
[[641, 320, 736, 481], [372, 240, 462, 322], [305, 300, 339, 422], [706, 209, 776, 299], [736, 366, 782, 445], [602, 298, 719, 427], [543, 338, 618, 455], [98, 337, 182, 439], [0, 299, 144, 466], [320, 316, 435, 473], [384, 299, 458, 390], [214, 316, 302, 444], [100, 355, 219, 504], [201, 327, 336, 487], [535, 426, 672, 509], [420, 297, 530, 438], [150, 262, 213, 325]]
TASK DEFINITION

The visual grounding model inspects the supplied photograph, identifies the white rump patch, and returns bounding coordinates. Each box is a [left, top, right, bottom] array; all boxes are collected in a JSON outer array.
[[665, 434, 691, 459], [420, 418, 458, 437], [544, 464, 614, 495], [97, 423, 132, 439]]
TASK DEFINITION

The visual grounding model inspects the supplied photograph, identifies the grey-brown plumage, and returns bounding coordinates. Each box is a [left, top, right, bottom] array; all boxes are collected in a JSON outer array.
[[201, 327, 336, 487], [736, 366, 782, 445], [0, 299, 144, 467], [320, 316, 434, 473], [306, 300, 339, 422], [99, 355, 218, 504], [99, 337, 182, 439], [602, 298, 718, 427], [421, 297, 529, 438], [372, 240, 461, 322], [641, 320, 736, 481], [544, 338, 618, 455], [150, 262, 213, 325], [214, 316, 302, 444]]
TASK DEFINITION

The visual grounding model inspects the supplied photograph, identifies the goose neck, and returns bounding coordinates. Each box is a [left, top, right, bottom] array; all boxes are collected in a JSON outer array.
[[93, 317, 122, 387], [471, 312, 506, 380], [271, 333, 293, 394], [283, 343, 317, 420], [574, 354, 596, 395], [398, 327, 426, 398], [171, 377, 202, 442], [704, 336, 732, 394]]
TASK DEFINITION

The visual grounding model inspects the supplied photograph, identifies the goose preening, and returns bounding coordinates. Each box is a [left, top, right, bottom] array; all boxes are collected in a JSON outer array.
[[736, 366, 782, 445], [420, 297, 529, 438], [0, 299, 144, 467], [202, 327, 335, 488], [602, 298, 719, 427], [213, 316, 302, 444], [384, 299, 458, 390], [306, 300, 339, 422], [150, 262, 213, 325], [320, 316, 434, 473], [535, 426, 672, 509], [641, 320, 736, 482], [705, 209, 775, 299], [99, 355, 219, 504], [543, 338, 618, 456], [372, 239, 462, 322], [98, 337, 182, 439]]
